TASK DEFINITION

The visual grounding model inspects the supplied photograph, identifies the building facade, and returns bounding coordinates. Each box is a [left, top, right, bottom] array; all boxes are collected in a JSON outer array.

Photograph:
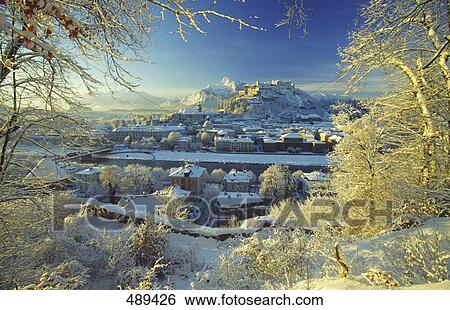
[[215, 137, 254, 152], [75, 167, 102, 194], [111, 125, 186, 142], [169, 164, 208, 195], [223, 170, 252, 193]]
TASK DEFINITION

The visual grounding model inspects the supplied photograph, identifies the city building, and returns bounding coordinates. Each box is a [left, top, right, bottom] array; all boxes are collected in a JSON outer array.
[[170, 104, 219, 123], [215, 137, 255, 152], [280, 132, 303, 152], [261, 137, 278, 152], [174, 136, 200, 151], [302, 171, 331, 196], [238, 80, 296, 99], [111, 125, 186, 142], [169, 164, 208, 195], [313, 140, 328, 153], [223, 170, 253, 192], [75, 167, 102, 194], [217, 192, 263, 209]]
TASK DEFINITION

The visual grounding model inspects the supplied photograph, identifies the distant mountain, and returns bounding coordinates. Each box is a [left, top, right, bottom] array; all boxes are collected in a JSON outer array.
[[84, 77, 243, 112], [83, 77, 340, 116], [85, 89, 179, 112], [178, 76, 245, 111]]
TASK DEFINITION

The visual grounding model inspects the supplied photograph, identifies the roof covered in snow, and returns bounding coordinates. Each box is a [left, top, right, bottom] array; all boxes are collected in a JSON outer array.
[[303, 171, 330, 182], [281, 132, 302, 139], [75, 167, 102, 175], [169, 164, 207, 178], [263, 137, 279, 144], [224, 171, 252, 183], [329, 134, 343, 142], [217, 192, 262, 208], [216, 137, 254, 143], [113, 125, 186, 133]]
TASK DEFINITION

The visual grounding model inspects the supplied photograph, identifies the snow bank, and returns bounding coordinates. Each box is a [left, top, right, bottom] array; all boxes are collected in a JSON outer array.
[[342, 217, 450, 267], [94, 150, 329, 166]]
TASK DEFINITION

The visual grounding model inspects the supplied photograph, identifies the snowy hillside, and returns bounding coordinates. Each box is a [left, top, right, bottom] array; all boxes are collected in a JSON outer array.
[[219, 80, 332, 117]]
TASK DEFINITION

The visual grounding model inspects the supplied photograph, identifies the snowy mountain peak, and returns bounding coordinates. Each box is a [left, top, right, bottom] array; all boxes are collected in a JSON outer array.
[[204, 76, 244, 95], [178, 77, 245, 111], [219, 76, 237, 90]]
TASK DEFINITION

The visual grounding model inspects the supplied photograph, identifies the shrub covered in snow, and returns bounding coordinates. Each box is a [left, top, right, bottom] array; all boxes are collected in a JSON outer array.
[[136, 259, 168, 290], [260, 165, 296, 204], [193, 226, 350, 289], [157, 197, 190, 220], [374, 227, 449, 285], [22, 260, 90, 290], [132, 220, 168, 266]]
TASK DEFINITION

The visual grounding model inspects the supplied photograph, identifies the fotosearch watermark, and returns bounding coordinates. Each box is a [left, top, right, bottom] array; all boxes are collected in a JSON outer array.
[[54, 194, 394, 232], [272, 198, 393, 228]]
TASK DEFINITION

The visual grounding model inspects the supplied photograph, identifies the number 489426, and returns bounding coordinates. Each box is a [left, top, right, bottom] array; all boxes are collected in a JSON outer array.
[[126, 293, 176, 306]]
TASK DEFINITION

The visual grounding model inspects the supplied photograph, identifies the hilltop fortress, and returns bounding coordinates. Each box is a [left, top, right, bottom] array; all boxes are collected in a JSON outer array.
[[218, 79, 317, 115], [237, 80, 296, 101]]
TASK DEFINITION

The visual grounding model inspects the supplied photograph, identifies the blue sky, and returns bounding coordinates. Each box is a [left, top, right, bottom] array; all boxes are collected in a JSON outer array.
[[123, 0, 376, 98]]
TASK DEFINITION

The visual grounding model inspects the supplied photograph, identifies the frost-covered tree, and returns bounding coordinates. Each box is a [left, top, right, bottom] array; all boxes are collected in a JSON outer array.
[[292, 170, 304, 180], [150, 167, 169, 190], [99, 165, 122, 188], [203, 183, 221, 201], [260, 164, 295, 204], [167, 131, 181, 143], [209, 168, 226, 184], [331, 107, 393, 206], [99, 165, 128, 199], [132, 220, 168, 267], [124, 164, 154, 194], [336, 0, 450, 215], [192, 227, 347, 290], [0, 0, 310, 289], [200, 132, 212, 145]]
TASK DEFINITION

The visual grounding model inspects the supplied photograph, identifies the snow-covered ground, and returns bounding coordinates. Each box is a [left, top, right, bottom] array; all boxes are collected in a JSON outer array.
[[93, 150, 329, 166], [162, 217, 450, 289], [164, 234, 234, 289]]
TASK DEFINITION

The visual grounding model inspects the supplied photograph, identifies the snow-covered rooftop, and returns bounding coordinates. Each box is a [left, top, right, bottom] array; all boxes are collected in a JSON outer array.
[[177, 108, 209, 115], [169, 164, 207, 178], [113, 125, 185, 133], [176, 136, 192, 143], [242, 126, 264, 132], [216, 137, 254, 143], [224, 171, 252, 183], [75, 167, 102, 175], [217, 192, 263, 208], [303, 171, 330, 182], [263, 137, 278, 144], [329, 134, 343, 142], [281, 132, 302, 139], [217, 129, 235, 136]]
